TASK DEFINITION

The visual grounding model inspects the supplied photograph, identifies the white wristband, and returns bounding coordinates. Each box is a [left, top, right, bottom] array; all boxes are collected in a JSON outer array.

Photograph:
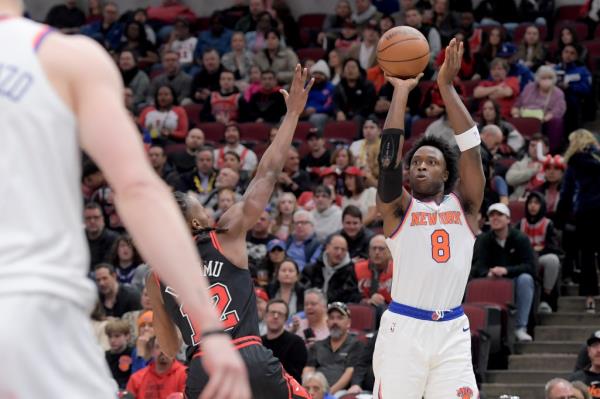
[[454, 125, 481, 152]]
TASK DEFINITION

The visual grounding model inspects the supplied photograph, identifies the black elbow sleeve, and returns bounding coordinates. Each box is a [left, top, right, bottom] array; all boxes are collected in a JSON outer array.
[[377, 129, 405, 203]]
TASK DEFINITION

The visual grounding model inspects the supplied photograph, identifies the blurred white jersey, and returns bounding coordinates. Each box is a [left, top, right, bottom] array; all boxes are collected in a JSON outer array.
[[386, 193, 475, 311], [0, 18, 94, 309]]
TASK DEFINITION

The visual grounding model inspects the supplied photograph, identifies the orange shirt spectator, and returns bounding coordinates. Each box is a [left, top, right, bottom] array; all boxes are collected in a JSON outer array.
[[474, 58, 520, 119]]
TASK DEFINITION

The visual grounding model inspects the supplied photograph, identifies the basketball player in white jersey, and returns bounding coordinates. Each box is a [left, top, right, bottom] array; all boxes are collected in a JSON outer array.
[[0, 1, 249, 398], [372, 39, 485, 398]]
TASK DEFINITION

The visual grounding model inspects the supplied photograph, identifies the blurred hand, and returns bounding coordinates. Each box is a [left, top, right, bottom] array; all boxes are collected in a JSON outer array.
[[336, 111, 346, 121], [280, 64, 315, 116], [348, 385, 363, 394], [290, 315, 301, 333], [199, 334, 250, 399], [369, 293, 386, 306], [511, 107, 520, 118]]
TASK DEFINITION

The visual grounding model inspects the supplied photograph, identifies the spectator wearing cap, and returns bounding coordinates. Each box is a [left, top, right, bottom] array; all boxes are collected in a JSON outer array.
[[302, 234, 360, 304], [506, 134, 549, 200], [339, 205, 375, 262], [348, 19, 380, 70], [535, 155, 565, 220], [279, 147, 313, 198], [286, 210, 322, 271], [303, 61, 335, 132], [569, 331, 600, 394], [196, 12, 233, 57], [267, 259, 305, 316], [352, 0, 383, 30], [165, 18, 197, 69], [472, 203, 536, 342], [342, 167, 378, 226], [311, 185, 343, 243], [247, 210, 277, 269], [256, 287, 270, 335], [245, 70, 287, 123], [333, 58, 376, 125], [149, 51, 192, 106], [474, 58, 520, 119], [303, 302, 364, 394], [253, 30, 299, 86], [262, 299, 308, 382], [213, 123, 258, 173], [349, 118, 381, 187], [300, 129, 332, 175], [256, 239, 287, 286]]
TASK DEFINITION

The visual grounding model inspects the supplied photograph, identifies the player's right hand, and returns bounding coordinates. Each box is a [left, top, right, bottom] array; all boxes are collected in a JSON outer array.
[[198, 334, 250, 399]]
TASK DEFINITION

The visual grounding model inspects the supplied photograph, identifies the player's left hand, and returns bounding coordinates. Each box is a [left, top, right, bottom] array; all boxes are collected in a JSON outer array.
[[280, 64, 315, 117], [437, 38, 464, 86]]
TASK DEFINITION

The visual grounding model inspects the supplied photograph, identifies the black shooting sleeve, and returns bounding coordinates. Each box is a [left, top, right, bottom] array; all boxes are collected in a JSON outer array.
[[377, 128, 405, 203]]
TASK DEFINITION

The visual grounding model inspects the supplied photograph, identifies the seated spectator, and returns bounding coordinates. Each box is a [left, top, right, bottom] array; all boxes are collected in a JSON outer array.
[[472, 203, 536, 342], [246, 210, 276, 269], [222, 32, 255, 85], [178, 147, 217, 204], [473, 26, 511, 80], [168, 128, 204, 174], [130, 310, 154, 372], [474, 58, 520, 119], [300, 129, 332, 175], [148, 143, 181, 189], [166, 17, 197, 69], [458, 11, 482, 53], [349, 118, 380, 185], [546, 378, 577, 399], [203, 167, 243, 210], [285, 209, 322, 271], [132, 8, 156, 45], [404, 7, 441, 65], [149, 51, 192, 105], [109, 234, 147, 292], [91, 301, 110, 351], [331, 147, 354, 172], [80, 1, 123, 52], [479, 99, 524, 154], [85, 202, 118, 270], [256, 287, 269, 335], [235, 0, 266, 33], [117, 21, 158, 67], [303, 371, 337, 399], [321, 0, 353, 41], [105, 319, 134, 389], [302, 234, 360, 303], [196, 12, 233, 57], [352, 0, 383, 30], [267, 260, 306, 318], [95, 263, 142, 318], [202, 71, 245, 124], [348, 19, 380, 70], [303, 302, 364, 393], [191, 48, 225, 104], [91, 185, 122, 231], [347, 332, 376, 394], [214, 187, 238, 221], [45, 0, 86, 34], [516, 192, 562, 313], [535, 155, 565, 220], [506, 134, 549, 200], [354, 234, 393, 305], [311, 185, 343, 243], [480, 126, 510, 211], [555, 26, 588, 64], [569, 331, 600, 394], [302, 61, 335, 131], [375, 80, 422, 127], [431, 0, 460, 43], [245, 70, 287, 123], [272, 192, 297, 241], [514, 25, 547, 72], [262, 299, 308, 383], [145, 0, 196, 25], [139, 86, 188, 142], [328, 49, 344, 86], [256, 238, 286, 286], [126, 336, 187, 398], [243, 65, 263, 102], [122, 289, 153, 348], [278, 147, 313, 197], [245, 11, 277, 54], [82, 160, 106, 202], [118, 51, 150, 111], [339, 205, 375, 262], [554, 44, 593, 138], [342, 168, 377, 226], [512, 66, 566, 153], [571, 380, 592, 399], [334, 58, 376, 124], [290, 288, 330, 344], [434, 31, 476, 80], [253, 30, 299, 86], [272, 1, 301, 49]]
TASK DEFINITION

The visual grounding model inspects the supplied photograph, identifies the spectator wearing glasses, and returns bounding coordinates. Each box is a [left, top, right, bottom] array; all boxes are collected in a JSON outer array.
[[285, 210, 322, 271]]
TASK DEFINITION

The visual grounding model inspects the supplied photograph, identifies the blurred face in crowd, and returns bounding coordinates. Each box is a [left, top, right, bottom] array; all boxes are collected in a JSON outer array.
[[335, 149, 350, 169], [285, 148, 300, 173], [308, 135, 325, 152], [528, 139, 548, 159], [560, 28, 574, 45], [261, 72, 277, 91], [362, 120, 380, 142], [157, 86, 174, 109], [249, 66, 262, 83], [304, 292, 326, 321], [152, 339, 174, 370], [336, 0, 352, 18], [460, 12, 474, 30], [186, 129, 204, 151], [325, 235, 348, 265], [488, 210, 510, 233], [231, 32, 246, 52], [148, 146, 167, 170], [252, 211, 271, 235], [311, 71, 327, 85], [489, 28, 502, 46], [118, 51, 135, 71], [490, 63, 507, 82], [126, 23, 141, 41], [266, 302, 288, 333], [369, 235, 390, 267], [108, 331, 128, 353], [269, 245, 286, 264], [219, 72, 235, 93], [343, 60, 360, 81], [380, 16, 395, 33], [249, 0, 265, 17], [103, 3, 118, 24], [133, 10, 147, 24], [405, 9, 422, 28], [223, 153, 241, 171], [95, 267, 118, 296], [328, 50, 341, 69], [216, 168, 239, 189], [314, 189, 334, 213], [203, 50, 220, 73], [547, 381, 576, 399], [327, 309, 350, 339], [433, 0, 448, 14], [217, 189, 236, 212], [342, 214, 362, 238], [561, 45, 578, 64], [196, 149, 214, 174], [162, 52, 179, 75], [356, 0, 370, 14], [85, 207, 105, 237], [589, 341, 600, 369], [304, 376, 326, 399], [224, 125, 241, 145], [292, 213, 314, 241], [527, 196, 542, 217], [322, 173, 337, 187], [481, 126, 503, 154], [537, 71, 555, 91], [344, 174, 357, 193], [117, 239, 134, 263], [363, 25, 379, 44], [174, 20, 190, 40], [524, 26, 539, 46], [545, 164, 563, 184], [257, 13, 273, 33], [278, 261, 299, 286], [141, 287, 152, 309], [266, 32, 280, 52], [278, 193, 296, 215], [482, 100, 497, 123], [256, 296, 267, 321]]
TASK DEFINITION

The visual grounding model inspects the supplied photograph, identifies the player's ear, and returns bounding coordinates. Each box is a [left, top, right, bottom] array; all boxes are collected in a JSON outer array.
[[191, 218, 201, 230], [442, 170, 449, 182]]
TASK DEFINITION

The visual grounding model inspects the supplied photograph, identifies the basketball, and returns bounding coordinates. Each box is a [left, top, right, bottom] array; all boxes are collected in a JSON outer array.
[[377, 26, 430, 78]]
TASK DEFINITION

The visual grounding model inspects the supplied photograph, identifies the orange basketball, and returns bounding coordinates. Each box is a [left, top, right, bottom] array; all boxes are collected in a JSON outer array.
[[377, 26, 430, 78]]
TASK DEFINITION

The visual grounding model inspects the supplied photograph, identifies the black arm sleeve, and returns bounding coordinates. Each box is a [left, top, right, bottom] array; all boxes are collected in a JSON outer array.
[[377, 128, 405, 203]]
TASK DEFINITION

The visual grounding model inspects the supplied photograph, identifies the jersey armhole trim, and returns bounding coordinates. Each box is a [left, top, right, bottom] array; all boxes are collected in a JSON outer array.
[[209, 231, 224, 255], [449, 192, 477, 238], [389, 197, 414, 239], [33, 25, 54, 52]]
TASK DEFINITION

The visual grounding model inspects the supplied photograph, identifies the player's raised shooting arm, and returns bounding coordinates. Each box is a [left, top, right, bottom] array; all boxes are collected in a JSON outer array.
[[234, 65, 314, 232], [146, 274, 180, 358], [376, 74, 421, 237], [436, 39, 485, 223]]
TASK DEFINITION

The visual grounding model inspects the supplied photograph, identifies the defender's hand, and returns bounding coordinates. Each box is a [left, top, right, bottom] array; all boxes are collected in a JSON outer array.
[[437, 38, 464, 86], [280, 64, 315, 117]]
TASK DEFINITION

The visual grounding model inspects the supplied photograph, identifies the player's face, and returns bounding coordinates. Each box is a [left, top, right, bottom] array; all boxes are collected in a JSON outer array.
[[342, 215, 362, 238], [278, 261, 299, 285], [304, 378, 325, 399], [527, 197, 542, 217], [95, 268, 117, 295], [196, 150, 214, 174], [488, 211, 510, 231], [108, 333, 129, 353], [409, 146, 448, 198], [84, 208, 104, 234], [266, 302, 287, 331]]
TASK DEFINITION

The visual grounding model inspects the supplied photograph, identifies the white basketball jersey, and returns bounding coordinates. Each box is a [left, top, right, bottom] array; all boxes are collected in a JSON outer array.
[[0, 18, 95, 308], [386, 193, 475, 310]]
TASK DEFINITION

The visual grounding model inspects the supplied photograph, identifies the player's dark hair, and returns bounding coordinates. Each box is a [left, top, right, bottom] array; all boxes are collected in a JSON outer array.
[[266, 298, 290, 319], [342, 205, 363, 221], [404, 135, 459, 195]]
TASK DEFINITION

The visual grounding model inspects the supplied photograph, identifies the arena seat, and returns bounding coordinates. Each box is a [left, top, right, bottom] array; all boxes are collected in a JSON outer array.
[[410, 117, 436, 140], [298, 13, 326, 30], [513, 23, 548, 43], [183, 103, 203, 128], [463, 304, 492, 380], [252, 141, 269, 159], [506, 117, 542, 139], [347, 303, 376, 332], [238, 122, 272, 142], [323, 120, 359, 142], [508, 200, 526, 225], [555, 5, 583, 21], [295, 121, 315, 141], [461, 79, 481, 98], [297, 47, 326, 63], [197, 122, 225, 142]]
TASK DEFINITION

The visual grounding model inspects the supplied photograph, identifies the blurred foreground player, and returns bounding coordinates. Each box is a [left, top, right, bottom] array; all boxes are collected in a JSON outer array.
[[148, 65, 313, 399], [0, 1, 249, 398], [373, 39, 485, 398]]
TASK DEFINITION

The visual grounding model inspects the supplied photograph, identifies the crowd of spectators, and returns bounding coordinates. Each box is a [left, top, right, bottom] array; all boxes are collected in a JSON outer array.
[[40, 0, 600, 396]]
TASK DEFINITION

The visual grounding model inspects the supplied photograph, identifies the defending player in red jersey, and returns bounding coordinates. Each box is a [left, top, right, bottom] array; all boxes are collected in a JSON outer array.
[[148, 65, 313, 399]]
